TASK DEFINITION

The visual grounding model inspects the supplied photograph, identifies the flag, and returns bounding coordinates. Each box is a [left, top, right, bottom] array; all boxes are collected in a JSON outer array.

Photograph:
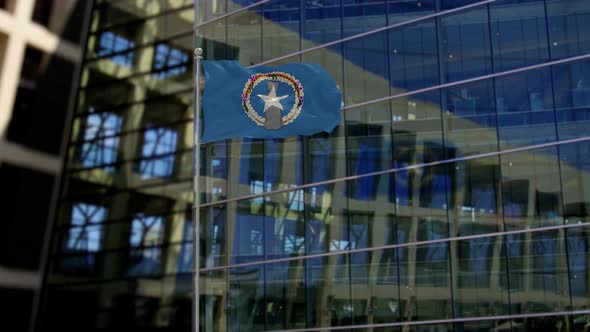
[[200, 60, 342, 143]]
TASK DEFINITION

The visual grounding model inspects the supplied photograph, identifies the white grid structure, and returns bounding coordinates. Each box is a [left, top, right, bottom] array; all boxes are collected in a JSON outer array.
[[0, 1, 90, 330]]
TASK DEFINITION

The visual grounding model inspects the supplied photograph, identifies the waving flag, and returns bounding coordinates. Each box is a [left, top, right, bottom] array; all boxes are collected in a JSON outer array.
[[200, 61, 342, 143]]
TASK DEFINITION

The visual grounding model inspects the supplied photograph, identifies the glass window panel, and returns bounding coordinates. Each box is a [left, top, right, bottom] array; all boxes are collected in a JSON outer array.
[[559, 141, 590, 225], [346, 102, 392, 202], [95, 31, 136, 67], [60, 203, 107, 272], [449, 156, 503, 237], [139, 126, 178, 179], [391, 91, 443, 171], [501, 147, 563, 230], [495, 67, 556, 149], [228, 265, 265, 331], [198, 21, 233, 61], [490, 0, 550, 72], [306, 254, 352, 328], [547, 0, 590, 60], [344, 31, 390, 105], [504, 230, 570, 315], [566, 227, 590, 311], [199, 270, 227, 332], [443, 79, 498, 156], [197, 0, 226, 24], [302, 47, 344, 94], [264, 190, 306, 259], [152, 43, 190, 79], [126, 214, 164, 276], [342, 0, 387, 38], [389, 19, 439, 93], [388, 0, 436, 25], [227, 8, 262, 66], [454, 234, 510, 319], [76, 112, 122, 170], [440, 6, 493, 82], [265, 261, 307, 330], [303, 0, 342, 46], [262, 0, 301, 62], [552, 59, 590, 140], [400, 240, 452, 322]]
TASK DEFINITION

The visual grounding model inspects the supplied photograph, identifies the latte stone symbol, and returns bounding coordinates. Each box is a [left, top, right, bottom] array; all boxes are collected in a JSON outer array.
[[241, 71, 304, 129], [257, 81, 288, 130]]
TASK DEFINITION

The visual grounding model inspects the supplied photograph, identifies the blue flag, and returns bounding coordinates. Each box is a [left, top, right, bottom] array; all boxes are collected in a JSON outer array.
[[200, 61, 342, 143]]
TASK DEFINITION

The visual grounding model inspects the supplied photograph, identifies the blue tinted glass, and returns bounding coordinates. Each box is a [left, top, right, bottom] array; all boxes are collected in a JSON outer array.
[[66, 203, 106, 252], [262, 0, 300, 61], [490, 0, 549, 72], [389, 20, 439, 92], [547, 0, 590, 60], [303, 0, 342, 44], [388, 0, 435, 25], [443, 79, 498, 156], [495, 68, 556, 148], [152, 44, 189, 78], [440, 6, 492, 82], [342, 0, 387, 37], [97, 31, 135, 66], [552, 59, 590, 139], [80, 112, 122, 170], [139, 126, 178, 178], [127, 214, 163, 276], [344, 31, 390, 104]]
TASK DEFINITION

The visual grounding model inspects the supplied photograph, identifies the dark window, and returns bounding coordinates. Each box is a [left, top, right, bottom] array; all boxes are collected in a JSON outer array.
[[7, 47, 74, 155], [0, 164, 53, 270], [0, 288, 34, 331], [32, 0, 54, 27]]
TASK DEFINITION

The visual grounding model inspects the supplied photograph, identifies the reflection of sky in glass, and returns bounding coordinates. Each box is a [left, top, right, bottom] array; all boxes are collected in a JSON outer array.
[[80, 112, 122, 170], [153, 44, 189, 78], [67, 203, 107, 252], [98, 31, 135, 66], [130, 214, 163, 247], [139, 126, 178, 179]]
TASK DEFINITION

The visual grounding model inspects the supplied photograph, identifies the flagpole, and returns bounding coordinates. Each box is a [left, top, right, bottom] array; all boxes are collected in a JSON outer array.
[[193, 47, 203, 332]]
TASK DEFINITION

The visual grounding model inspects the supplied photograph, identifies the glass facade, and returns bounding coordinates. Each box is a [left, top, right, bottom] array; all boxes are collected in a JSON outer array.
[[38, 0, 590, 331]]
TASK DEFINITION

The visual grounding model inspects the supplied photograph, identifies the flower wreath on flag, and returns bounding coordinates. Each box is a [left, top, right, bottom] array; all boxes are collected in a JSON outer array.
[[241, 72, 305, 127]]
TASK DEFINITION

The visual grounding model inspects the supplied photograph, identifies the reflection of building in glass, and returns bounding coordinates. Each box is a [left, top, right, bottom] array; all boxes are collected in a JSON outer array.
[[36, 1, 590, 332], [0, 1, 91, 331]]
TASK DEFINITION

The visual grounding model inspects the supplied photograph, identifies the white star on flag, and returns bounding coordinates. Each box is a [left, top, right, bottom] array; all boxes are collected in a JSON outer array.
[[258, 83, 288, 112]]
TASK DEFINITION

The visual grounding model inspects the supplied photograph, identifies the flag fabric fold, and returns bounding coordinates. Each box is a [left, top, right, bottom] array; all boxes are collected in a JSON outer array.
[[200, 60, 342, 143]]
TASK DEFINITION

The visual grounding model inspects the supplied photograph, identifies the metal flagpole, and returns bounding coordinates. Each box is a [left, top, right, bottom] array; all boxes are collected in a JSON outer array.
[[193, 47, 203, 332]]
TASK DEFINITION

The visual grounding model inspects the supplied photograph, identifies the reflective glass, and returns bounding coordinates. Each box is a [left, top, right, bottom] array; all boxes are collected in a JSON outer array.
[[553, 59, 590, 140], [344, 31, 390, 105], [440, 6, 493, 82], [262, 0, 301, 61], [443, 79, 498, 156], [490, 0, 550, 72], [495, 67, 556, 149], [547, 0, 590, 60], [42, 0, 590, 331], [501, 147, 563, 231], [389, 20, 439, 93]]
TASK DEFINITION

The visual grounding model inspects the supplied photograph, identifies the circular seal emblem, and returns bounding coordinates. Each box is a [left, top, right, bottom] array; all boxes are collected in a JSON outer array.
[[241, 72, 304, 130]]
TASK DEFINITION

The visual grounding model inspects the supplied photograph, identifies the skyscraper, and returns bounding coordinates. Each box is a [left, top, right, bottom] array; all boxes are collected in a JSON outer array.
[[37, 1, 590, 331]]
